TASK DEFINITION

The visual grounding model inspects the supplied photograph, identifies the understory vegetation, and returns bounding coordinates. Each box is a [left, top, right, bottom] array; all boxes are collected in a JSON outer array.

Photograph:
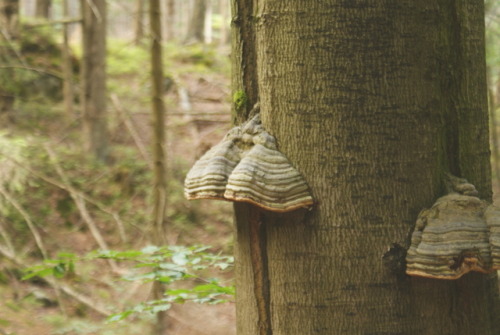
[[0, 25, 235, 334]]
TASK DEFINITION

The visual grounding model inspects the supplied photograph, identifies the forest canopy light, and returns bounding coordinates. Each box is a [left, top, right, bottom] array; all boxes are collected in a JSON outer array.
[[184, 115, 313, 212], [406, 179, 500, 280]]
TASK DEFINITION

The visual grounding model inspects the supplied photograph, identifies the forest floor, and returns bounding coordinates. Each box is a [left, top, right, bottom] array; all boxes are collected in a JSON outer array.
[[0, 39, 237, 335]]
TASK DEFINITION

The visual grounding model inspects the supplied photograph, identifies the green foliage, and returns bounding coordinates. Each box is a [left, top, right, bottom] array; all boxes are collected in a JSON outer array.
[[22, 245, 234, 322], [107, 40, 149, 77], [0, 25, 69, 102], [165, 42, 230, 75]]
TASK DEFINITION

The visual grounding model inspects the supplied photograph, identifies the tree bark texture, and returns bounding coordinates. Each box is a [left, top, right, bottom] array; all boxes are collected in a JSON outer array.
[[232, 1, 500, 334], [35, 0, 51, 18], [81, 0, 108, 161]]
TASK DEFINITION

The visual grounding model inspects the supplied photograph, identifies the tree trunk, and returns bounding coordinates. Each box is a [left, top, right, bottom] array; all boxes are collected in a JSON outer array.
[[163, 0, 175, 41], [488, 68, 500, 188], [232, 1, 500, 334], [61, 0, 74, 116], [80, 0, 108, 161], [34, 0, 51, 18], [204, 0, 212, 44], [134, 0, 144, 45], [0, 0, 19, 39], [185, 0, 206, 43], [218, 0, 228, 46], [149, 0, 168, 333]]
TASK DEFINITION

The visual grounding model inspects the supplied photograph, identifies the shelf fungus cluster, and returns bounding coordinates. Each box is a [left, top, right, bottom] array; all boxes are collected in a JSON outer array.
[[184, 115, 313, 212], [406, 180, 500, 279]]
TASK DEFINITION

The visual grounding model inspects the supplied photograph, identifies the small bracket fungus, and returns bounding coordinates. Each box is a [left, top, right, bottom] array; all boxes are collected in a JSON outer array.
[[184, 115, 314, 212], [406, 176, 500, 279]]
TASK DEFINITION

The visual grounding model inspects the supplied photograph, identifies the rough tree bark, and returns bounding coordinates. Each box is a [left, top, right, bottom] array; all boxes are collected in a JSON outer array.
[[80, 0, 108, 161], [232, 1, 500, 334]]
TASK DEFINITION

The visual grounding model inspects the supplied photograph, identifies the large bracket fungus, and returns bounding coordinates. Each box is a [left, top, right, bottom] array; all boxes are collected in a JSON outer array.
[[184, 115, 314, 212], [406, 176, 500, 279]]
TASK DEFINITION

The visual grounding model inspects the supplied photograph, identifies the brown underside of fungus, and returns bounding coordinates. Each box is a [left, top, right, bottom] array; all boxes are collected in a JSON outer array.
[[406, 177, 500, 280], [184, 115, 313, 212]]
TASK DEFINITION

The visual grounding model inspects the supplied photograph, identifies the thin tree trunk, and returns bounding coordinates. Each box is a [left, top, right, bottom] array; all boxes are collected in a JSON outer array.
[[0, 0, 19, 40], [218, 0, 228, 46], [149, 0, 168, 333], [233, 1, 499, 334], [80, 0, 108, 161], [163, 0, 175, 41], [134, 0, 144, 44], [204, 0, 212, 44], [62, 0, 74, 116], [185, 0, 205, 43], [34, 0, 51, 18], [488, 67, 500, 188]]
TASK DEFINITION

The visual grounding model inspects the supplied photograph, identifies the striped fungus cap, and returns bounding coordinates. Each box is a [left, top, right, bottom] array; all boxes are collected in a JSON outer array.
[[184, 115, 313, 212], [406, 192, 500, 279]]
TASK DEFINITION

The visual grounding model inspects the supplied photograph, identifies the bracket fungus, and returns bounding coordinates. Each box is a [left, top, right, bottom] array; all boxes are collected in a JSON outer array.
[[406, 178, 500, 279], [184, 115, 313, 212]]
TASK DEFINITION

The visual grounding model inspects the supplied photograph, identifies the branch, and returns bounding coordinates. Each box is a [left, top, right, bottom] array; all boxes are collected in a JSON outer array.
[[0, 185, 48, 259], [110, 94, 152, 169], [0, 66, 64, 80], [0, 220, 15, 254], [44, 145, 120, 273], [0, 244, 111, 317], [0, 151, 127, 243], [24, 18, 82, 27]]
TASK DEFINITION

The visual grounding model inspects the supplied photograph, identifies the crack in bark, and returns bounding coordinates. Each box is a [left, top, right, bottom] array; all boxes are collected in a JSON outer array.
[[249, 208, 273, 335]]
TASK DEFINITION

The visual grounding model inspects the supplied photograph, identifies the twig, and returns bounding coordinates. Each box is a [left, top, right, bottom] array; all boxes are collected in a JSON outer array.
[[0, 221, 14, 254], [24, 18, 82, 27], [0, 66, 63, 79], [110, 94, 152, 169], [0, 185, 48, 259], [0, 151, 127, 243], [44, 145, 119, 273], [0, 186, 68, 314], [0, 245, 111, 317]]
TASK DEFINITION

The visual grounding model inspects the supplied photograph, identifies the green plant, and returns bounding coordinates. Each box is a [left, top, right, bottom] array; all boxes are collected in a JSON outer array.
[[22, 245, 234, 322]]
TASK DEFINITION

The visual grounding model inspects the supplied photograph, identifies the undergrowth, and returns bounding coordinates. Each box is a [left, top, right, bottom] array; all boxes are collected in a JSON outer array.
[[0, 30, 234, 334]]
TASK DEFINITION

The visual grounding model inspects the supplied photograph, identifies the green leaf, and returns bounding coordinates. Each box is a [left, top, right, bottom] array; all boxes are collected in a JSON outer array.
[[152, 303, 171, 313], [53, 263, 66, 278], [107, 310, 133, 323], [22, 267, 54, 280], [141, 245, 161, 254]]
